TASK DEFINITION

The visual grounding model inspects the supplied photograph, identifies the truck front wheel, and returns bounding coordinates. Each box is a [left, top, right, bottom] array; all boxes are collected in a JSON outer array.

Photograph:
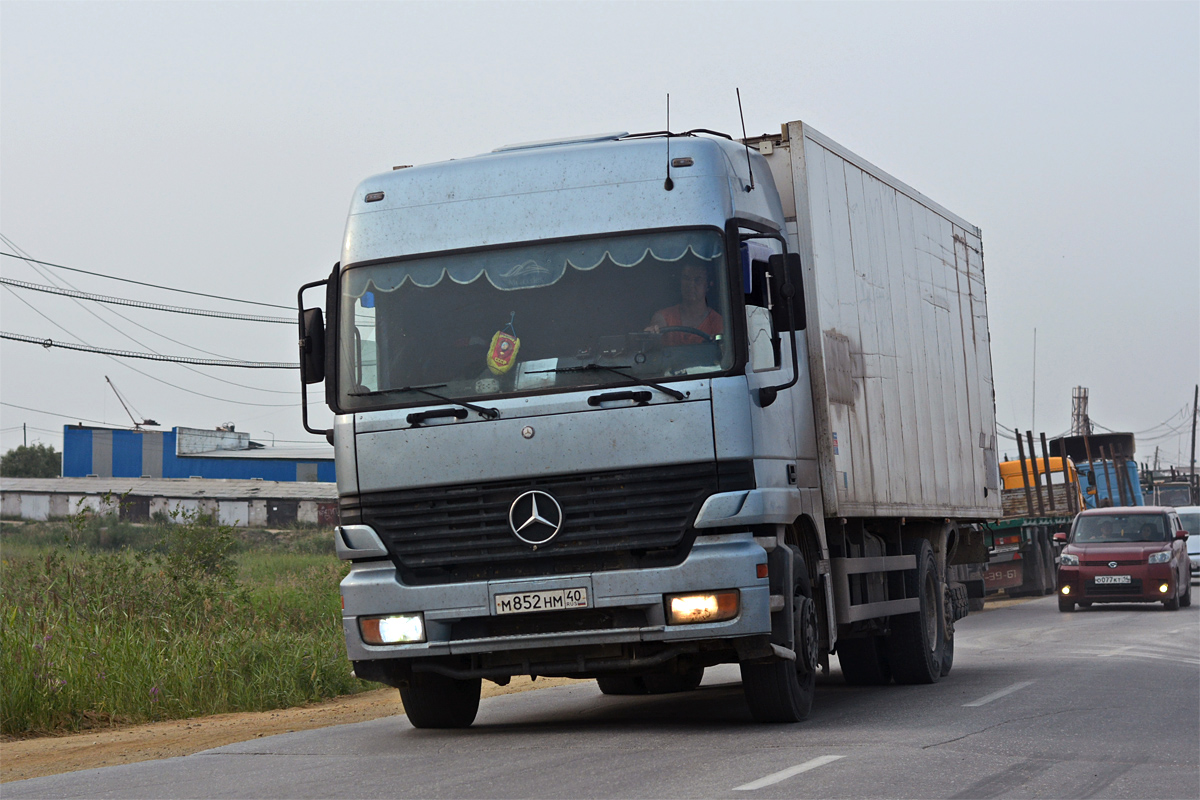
[[399, 671, 481, 729], [741, 549, 817, 722], [886, 538, 946, 684]]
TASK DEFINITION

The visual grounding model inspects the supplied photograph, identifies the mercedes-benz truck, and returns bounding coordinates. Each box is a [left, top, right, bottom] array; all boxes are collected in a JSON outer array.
[[297, 120, 1002, 727]]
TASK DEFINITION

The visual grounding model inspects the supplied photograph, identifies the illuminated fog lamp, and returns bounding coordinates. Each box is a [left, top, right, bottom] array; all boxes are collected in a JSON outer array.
[[666, 590, 739, 625], [1061, 585, 1071, 595], [1159, 583, 1170, 594], [360, 613, 425, 645]]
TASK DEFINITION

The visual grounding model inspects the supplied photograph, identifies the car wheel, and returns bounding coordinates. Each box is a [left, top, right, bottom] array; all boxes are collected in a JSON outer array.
[[1163, 587, 1181, 611], [1058, 596, 1074, 612], [1180, 579, 1192, 608]]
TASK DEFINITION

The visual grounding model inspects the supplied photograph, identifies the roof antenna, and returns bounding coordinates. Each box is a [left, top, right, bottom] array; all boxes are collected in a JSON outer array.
[[736, 88, 754, 192], [664, 93, 674, 192]]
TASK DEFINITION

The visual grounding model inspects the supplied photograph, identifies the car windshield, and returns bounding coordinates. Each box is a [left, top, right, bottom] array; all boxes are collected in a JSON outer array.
[[337, 230, 735, 410], [1073, 514, 1170, 543]]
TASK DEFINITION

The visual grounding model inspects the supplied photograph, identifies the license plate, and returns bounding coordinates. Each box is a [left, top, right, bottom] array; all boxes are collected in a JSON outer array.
[[495, 587, 589, 615], [1094, 575, 1131, 585]]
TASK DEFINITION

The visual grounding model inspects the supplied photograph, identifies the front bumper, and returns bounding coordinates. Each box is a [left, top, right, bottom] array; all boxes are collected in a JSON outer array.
[[340, 531, 771, 663], [1058, 563, 1177, 603]]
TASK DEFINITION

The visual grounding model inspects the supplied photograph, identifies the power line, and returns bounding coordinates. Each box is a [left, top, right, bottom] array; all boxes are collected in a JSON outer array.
[[1, 401, 116, 426], [0, 247, 293, 310], [2, 256, 302, 397], [2, 331, 299, 369], [0, 277, 293, 323]]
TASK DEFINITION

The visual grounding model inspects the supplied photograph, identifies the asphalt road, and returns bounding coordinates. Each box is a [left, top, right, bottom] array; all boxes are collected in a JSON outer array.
[[9, 596, 1198, 800]]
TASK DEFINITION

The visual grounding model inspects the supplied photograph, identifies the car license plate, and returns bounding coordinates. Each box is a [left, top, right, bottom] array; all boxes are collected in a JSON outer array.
[[1094, 575, 1131, 584], [495, 587, 589, 615]]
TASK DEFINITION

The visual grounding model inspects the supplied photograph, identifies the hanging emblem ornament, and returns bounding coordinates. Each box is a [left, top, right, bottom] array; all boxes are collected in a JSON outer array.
[[487, 311, 520, 375]]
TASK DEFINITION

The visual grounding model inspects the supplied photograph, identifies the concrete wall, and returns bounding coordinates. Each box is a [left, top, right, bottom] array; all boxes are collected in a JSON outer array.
[[3, 486, 339, 529]]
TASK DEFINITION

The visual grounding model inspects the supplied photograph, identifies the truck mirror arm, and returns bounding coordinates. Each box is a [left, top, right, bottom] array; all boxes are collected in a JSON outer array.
[[759, 252, 802, 408], [298, 275, 333, 439]]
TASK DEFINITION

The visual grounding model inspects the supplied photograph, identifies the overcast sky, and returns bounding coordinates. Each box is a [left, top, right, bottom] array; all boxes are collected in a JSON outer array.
[[2, 1, 1197, 466]]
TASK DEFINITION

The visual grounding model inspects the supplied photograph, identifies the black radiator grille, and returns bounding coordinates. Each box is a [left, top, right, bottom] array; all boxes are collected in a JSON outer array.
[[342, 461, 750, 584]]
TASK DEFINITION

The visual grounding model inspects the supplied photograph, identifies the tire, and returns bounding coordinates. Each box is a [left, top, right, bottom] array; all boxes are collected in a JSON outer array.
[[836, 637, 892, 685], [596, 675, 646, 695], [1180, 580, 1192, 608], [741, 659, 816, 723], [741, 547, 817, 722], [399, 671, 481, 729], [1164, 586, 1181, 611], [1058, 596, 1075, 612], [643, 666, 705, 694], [885, 538, 946, 684], [940, 584, 955, 678], [939, 629, 955, 677]]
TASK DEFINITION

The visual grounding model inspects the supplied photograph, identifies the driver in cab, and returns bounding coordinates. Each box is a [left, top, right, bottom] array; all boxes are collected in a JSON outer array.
[[645, 264, 723, 346]]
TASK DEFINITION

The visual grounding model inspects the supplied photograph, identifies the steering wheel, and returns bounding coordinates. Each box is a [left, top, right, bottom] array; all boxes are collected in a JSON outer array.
[[657, 325, 714, 342]]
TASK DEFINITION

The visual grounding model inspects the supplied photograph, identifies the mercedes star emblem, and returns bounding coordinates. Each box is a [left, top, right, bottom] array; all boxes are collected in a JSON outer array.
[[508, 490, 564, 546]]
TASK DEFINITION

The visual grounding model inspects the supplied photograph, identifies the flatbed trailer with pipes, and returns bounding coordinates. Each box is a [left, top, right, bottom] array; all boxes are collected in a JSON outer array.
[[982, 447, 1082, 598]]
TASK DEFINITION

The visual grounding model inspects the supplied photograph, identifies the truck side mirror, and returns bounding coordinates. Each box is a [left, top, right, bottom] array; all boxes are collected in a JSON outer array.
[[767, 253, 806, 332], [299, 307, 326, 384]]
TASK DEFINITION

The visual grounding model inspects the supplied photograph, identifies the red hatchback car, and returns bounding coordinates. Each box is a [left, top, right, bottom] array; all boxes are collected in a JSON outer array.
[[1055, 506, 1192, 611]]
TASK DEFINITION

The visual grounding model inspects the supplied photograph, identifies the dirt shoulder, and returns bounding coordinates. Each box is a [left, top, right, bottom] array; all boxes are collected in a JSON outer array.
[[1, 677, 579, 783]]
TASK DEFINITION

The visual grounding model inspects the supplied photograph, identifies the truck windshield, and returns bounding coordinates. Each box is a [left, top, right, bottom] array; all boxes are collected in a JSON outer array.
[[338, 229, 734, 410]]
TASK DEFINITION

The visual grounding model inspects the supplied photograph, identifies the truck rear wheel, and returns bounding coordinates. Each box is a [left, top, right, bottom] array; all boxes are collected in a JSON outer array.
[[741, 548, 816, 722], [836, 637, 891, 685], [886, 538, 946, 684], [399, 672, 481, 728]]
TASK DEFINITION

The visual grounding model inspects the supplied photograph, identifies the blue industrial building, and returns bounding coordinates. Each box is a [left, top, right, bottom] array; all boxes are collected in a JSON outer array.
[[62, 425, 335, 482]]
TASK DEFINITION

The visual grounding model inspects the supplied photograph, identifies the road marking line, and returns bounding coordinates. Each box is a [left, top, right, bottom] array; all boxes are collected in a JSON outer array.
[[733, 755, 845, 791], [963, 680, 1035, 707]]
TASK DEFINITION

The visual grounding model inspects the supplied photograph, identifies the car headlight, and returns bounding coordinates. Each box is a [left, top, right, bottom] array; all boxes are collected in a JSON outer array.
[[1059, 553, 1079, 567], [1148, 551, 1172, 564]]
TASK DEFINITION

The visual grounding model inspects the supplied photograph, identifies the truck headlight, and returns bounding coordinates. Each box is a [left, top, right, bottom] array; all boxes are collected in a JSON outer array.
[[1148, 551, 1172, 564], [1059, 553, 1079, 567], [666, 590, 739, 625], [359, 613, 425, 644]]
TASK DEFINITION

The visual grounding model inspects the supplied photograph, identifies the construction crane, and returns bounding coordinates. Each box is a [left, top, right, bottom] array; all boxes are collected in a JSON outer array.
[[105, 376, 158, 430]]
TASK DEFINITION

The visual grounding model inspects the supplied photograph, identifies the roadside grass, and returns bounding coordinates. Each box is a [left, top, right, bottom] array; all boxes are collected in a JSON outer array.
[[0, 513, 368, 736]]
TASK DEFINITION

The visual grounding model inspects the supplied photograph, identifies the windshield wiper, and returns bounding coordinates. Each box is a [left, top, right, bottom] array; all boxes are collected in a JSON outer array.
[[530, 364, 687, 401], [350, 383, 499, 420]]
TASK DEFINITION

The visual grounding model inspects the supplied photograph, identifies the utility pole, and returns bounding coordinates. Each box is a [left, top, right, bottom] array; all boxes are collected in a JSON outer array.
[[23, 422, 27, 447], [1031, 328, 1037, 434], [1191, 384, 1198, 503]]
